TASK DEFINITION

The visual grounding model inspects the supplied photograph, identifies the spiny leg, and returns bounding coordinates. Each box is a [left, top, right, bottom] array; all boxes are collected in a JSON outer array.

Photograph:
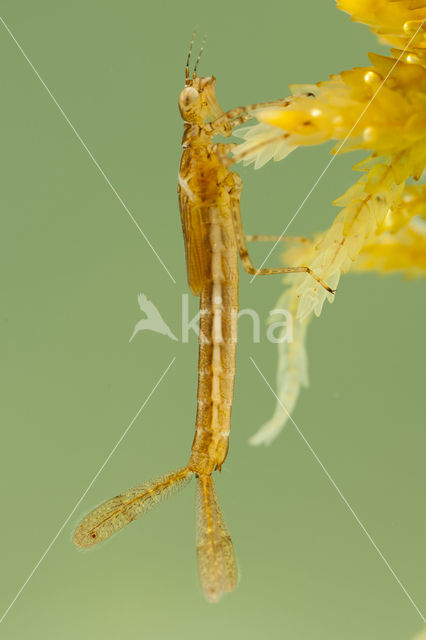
[[215, 150, 307, 245], [227, 173, 335, 294], [249, 264, 335, 293], [246, 234, 308, 244], [208, 97, 292, 132], [209, 91, 315, 133], [211, 92, 316, 163], [209, 110, 272, 139], [213, 142, 239, 166]]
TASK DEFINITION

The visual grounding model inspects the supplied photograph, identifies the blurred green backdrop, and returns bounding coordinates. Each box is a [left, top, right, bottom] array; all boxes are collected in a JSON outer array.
[[1, 1, 425, 639]]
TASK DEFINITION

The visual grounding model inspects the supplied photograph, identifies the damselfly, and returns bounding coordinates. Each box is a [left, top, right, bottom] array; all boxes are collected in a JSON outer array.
[[74, 37, 333, 603]]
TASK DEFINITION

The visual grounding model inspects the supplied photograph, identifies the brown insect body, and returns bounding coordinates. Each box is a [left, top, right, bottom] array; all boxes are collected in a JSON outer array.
[[73, 48, 334, 604], [178, 75, 240, 477], [74, 72, 242, 604]]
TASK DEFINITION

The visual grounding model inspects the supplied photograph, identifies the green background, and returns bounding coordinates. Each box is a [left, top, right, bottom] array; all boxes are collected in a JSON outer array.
[[1, 1, 425, 639]]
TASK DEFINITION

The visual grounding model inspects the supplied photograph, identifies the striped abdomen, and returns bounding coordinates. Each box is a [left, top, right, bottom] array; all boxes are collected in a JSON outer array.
[[188, 207, 239, 475]]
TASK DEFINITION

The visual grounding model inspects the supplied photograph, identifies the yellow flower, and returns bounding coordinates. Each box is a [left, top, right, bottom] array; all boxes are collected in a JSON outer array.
[[236, 49, 426, 319], [241, 0, 426, 445], [338, 0, 426, 53], [258, 54, 426, 164], [354, 218, 426, 276]]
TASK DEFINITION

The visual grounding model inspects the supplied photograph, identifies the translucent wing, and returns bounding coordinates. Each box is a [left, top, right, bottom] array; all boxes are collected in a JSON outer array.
[[179, 191, 210, 296], [196, 475, 238, 603], [74, 468, 193, 548]]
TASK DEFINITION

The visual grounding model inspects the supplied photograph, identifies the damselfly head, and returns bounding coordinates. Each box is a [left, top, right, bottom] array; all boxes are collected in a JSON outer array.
[[180, 33, 222, 122], [179, 75, 223, 122]]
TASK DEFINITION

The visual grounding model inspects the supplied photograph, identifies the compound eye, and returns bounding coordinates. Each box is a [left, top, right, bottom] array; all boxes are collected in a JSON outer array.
[[180, 86, 199, 107]]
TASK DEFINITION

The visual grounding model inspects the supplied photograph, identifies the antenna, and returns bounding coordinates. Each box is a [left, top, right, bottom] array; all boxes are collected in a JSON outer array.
[[193, 34, 207, 79], [185, 29, 197, 84]]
